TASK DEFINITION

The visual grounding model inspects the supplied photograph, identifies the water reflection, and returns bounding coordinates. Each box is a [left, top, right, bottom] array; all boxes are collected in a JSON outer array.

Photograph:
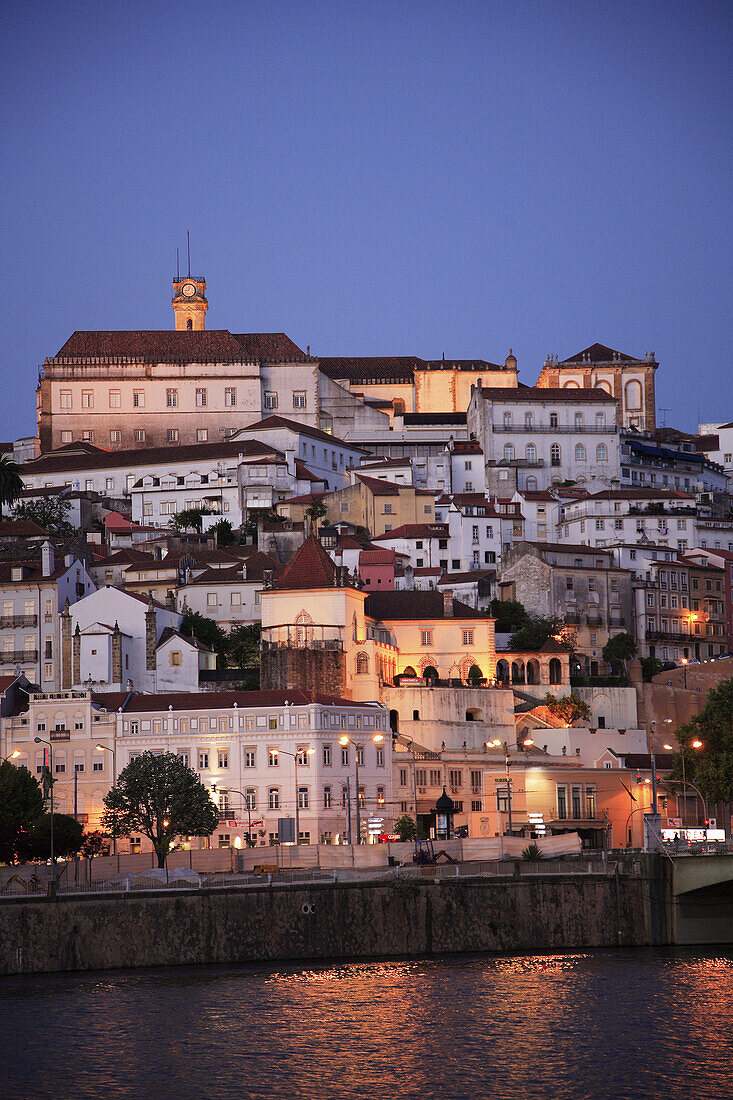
[[1, 950, 732, 1100]]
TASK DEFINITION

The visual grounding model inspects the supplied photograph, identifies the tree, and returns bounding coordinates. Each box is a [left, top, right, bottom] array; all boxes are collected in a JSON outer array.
[[181, 609, 226, 660], [602, 632, 637, 674], [12, 495, 75, 536], [19, 813, 85, 862], [489, 598, 529, 634], [170, 506, 213, 533], [543, 692, 591, 725], [394, 814, 417, 842], [670, 678, 733, 804], [0, 762, 44, 864], [641, 656, 663, 683], [211, 518, 236, 545], [304, 496, 327, 535], [102, 751, 219, 868], [80, 830, 109, 859], [511, 616, 565, 651], [227, 624, 261, 668], [0, 455, 25, 510]]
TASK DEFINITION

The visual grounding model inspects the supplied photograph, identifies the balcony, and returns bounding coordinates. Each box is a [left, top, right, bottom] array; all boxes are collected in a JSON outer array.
[[0, 649, 38, 664], [50, 729, 70, 742], [261, 624, 345, 650], [492, 424, 616, 434], [0, 615, 38, 629]]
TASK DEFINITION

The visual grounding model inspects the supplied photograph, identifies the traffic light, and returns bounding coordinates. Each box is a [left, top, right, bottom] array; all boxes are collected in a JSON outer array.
[[636, 772, 642, 783]]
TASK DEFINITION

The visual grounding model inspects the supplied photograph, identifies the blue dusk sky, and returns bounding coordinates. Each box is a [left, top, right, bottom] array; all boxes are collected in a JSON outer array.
[[1, 0, 731, 441]]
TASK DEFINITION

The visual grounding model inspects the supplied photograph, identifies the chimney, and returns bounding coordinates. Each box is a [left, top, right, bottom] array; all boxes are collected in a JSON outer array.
[[41, 541, 54, 578], [443, 589, 454, 617], [145, 596, 157, 671], [263, 569, 273, 590]]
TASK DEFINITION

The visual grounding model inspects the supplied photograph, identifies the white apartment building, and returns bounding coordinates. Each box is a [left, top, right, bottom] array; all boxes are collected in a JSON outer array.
[[230, 416, 367, 491], [177, 553, 284, 628], [467, 384, 620, 493], [513, 490, 562, 543], [557, 489, 698, 551], [0, 689, 393, 847], [433, 495, 518, 571], [0, 543, 96, 690]]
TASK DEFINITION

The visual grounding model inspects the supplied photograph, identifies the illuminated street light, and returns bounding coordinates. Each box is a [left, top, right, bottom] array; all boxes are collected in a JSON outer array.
[[339, 733, 383, 844], [270, 746, 315, 846], [2, 750, 21, 762], [95, 743, 117, 852]]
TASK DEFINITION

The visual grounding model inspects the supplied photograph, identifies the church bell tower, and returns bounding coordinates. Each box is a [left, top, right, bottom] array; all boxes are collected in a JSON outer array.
[[172, 274, 208, 331]]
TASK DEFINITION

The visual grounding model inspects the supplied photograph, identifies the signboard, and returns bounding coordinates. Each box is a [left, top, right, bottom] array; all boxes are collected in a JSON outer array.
[[667, 817, 682, 828], [225, 820, 263, 829], [379, 833, 400, 843], [398, 676, 425, 686], [278, 817, 296, 844]]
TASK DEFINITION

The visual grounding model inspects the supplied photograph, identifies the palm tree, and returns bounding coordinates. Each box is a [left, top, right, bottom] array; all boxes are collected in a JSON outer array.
[[0, 455, 24, 512], [304, 496, 328, 537]]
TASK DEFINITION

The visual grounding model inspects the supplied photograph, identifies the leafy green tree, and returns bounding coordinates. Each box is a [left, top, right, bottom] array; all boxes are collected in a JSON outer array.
[[0, 455, 25, 510], [511, 616, 565, 651], [0, 761, 44, 864], [227, 624, 261, 667], [489, 598, 529, 633], [602, 632, 637, 674], [170, 506, 213, 533], [181, 609, 227, 659], [80, 830, 109, 859], [641, 656, 663, 682], [394, 814, 417, 842], [211, 518, 236, 545], [670, 678, 733, 804], [543, 692, 591, 725], [12, 495, 75, 536], [102, 751, 219, 867], [20, 813, 84, 862], [305, 496, 328, 535]]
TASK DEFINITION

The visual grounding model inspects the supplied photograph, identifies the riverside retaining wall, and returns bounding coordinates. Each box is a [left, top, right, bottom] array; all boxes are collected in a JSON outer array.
[[0, 865, 671, 976]]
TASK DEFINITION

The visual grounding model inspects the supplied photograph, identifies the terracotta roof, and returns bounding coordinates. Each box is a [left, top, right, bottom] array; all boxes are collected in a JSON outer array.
[[401, 412, 467, 426], [359, 457, 413, 469], [23, 439, 278, 477], [359, 549, 397, 565], [480, 386, 617, 403], [92, 688, 371, 712], [354, 474, 401, 496], [52, 330, 304, 363], [157, 626, 213, 652], [273, 535, 339, 590], [559, 343, 639, 365], [90, 549, 155, 567], [584, 489, 694, 501], [0, 674, 21, 694], [294, 460, 326, 483], [366, 590, 480, 621], [181, 554, 284, 586], [0, 520, 50, 537], [413, 567, 442, 576], [437, 570, 494, 584], [372, 524, 448, 541], [520, 541, 614, 556], [277, 492, 324, 506], [318, 357, 423, 382], [235, 415, 365, 451]]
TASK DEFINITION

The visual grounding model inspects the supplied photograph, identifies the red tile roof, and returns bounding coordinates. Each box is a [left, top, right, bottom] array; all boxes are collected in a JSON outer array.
[[0, 520, 50, 537], [318, 357, 423, 383], [236, 415, 366, 451], [22, 439, 279, 477], [559, 343, 639, 365], [52, 330, 304, 363], [479, 386, 617, 403], [273, 535, 339, 590], [295, 460, 326, 483], [359, 549, 397, 565], [366, 590, 480, 620], [92, 688, 374, 713], [373, 524, 448, 541], [354, 474, 401, 496]]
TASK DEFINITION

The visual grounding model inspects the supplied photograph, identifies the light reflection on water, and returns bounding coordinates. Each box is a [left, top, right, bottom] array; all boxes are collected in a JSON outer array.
[[1, 949, 731, 1100]]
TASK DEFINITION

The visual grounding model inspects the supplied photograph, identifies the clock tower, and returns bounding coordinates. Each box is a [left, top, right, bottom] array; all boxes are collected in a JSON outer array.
[[172, 274, 208, 331]]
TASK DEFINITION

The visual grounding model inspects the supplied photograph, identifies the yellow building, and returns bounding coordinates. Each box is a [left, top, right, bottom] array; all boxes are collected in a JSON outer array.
[[276, 474, 435, 539]]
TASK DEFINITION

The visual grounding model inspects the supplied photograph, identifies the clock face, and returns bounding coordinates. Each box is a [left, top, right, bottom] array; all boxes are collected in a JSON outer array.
[[182, 282, 196, 297]]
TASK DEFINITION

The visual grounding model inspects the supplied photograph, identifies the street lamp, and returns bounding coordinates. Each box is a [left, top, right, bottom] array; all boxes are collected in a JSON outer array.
[[95, 743, 117, 853], [649, 718, 672, 815], [34, 736, 54, 870], [339, 733, 384, 845], [270, 746, 315, 846], [2, 750, 21, 762], [664, 738, 703, 827], [680, 657, 688, 689], [212, 783, 256, 848]]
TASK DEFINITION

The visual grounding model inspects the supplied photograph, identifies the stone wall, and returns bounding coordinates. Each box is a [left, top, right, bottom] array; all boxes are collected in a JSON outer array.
[[0, 865, 669, 975], [260, 646, 347, 696]]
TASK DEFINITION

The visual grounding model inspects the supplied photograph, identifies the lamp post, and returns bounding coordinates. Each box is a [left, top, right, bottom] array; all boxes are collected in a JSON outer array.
[[681, 657, 688, 689], [404, 740, 419, 830], [34, 736, 54, 871], [95, 743, 117, 853], [649, 718, 672, 816], [665, 739, 703, 827], [271, 746, 315, 845], [487, 737, 534, 836], [2, 750, 21, 763], [212, 784, 255, 848], [339, 733, 384, 845]]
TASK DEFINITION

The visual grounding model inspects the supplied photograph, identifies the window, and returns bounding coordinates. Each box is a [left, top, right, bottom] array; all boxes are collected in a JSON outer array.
[[218, 750, 229, 769], [557, 785, 568, 819], [60, 431, 72, 443], [341, 747, 349, 766], [268, 749, 279, 767], [195, 388, 207, 407], [268, 787, 280, 810], [109, 389, 121, 409], [224, 387, 236, 407], [166, 389, 178, 407], [133, 390, 145, 407], [323, 785, 332, 809], [269, 716, 278, 730], [550, 412, 558, 428], [526, 443, 537, 463], [60, 390, 72, 409], [82, 431, 94, 443], [574, 412, 583, 429], [134, 429, 146, 443], [355, 651, 369, 675], [596, 443, 608, 462], [298, 787, 309, 809], [293, 391, 307, 409], [169, 650, 182, 667], [167, 429, 179, 443], [421, 630, 433, 646], [550, 443, 561, 467], [503, 412, 512, 428], [264, 392, 278, 409], [462, 630, 474, 646], [376, 747, 384, 767], [81, 390, 94, 408], [198, 751, 209, 770], [575, 443, 586, 462], [503, 443, 515, 462], [244, 748, 256, 768], [207, 593, 218, 608], [197, 428, 208, 442]]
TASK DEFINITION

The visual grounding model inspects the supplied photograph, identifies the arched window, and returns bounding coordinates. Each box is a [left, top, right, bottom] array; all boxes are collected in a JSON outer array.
[[524, 412, 533, 428], [549, 658, 562, 684], [625, 379, 642, 410], [186, 318, 193, 331], [355, 651, 369, 675], [503, 442, 515, 462], [525, 443, 536, 463], [526, 476, 538, 491], [295, 610, 313, 647], [563, 380, 579, 388], [503, 411, 512, 428], [574, 412, 583, 429], [597, 380, 612, 394], [550, 443, 561, 467], [575, 443, 586, 462], [596, 443, 608, 462]]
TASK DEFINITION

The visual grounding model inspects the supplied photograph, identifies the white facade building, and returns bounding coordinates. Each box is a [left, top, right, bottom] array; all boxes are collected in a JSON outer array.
[[557, 489, 698, 551]]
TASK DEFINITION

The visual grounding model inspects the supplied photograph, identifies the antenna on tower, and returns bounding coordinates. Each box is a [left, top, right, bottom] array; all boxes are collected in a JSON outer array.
[[659, 407, 669, 428], [176, 248, 180, 280], [187, 230, 191, 277]]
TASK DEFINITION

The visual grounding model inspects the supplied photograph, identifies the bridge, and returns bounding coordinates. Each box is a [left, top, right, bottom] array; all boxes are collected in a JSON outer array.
[[670, 854, 733, 945]]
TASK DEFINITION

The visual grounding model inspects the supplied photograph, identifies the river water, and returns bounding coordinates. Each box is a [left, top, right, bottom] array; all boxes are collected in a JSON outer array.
[[1, 949, 731, 1100]]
